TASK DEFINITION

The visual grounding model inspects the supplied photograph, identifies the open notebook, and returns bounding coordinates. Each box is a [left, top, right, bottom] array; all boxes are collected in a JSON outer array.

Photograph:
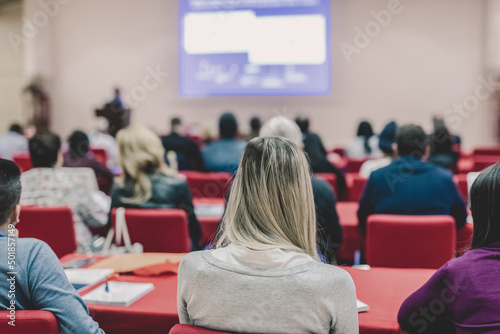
[[82, 282, 154, 306], [65, 269, 114, 291], [357, 300, 369, 313]]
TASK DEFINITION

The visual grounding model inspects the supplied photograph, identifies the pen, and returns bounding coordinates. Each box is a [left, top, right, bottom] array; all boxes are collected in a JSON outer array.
[[105, 282, 109, 293]]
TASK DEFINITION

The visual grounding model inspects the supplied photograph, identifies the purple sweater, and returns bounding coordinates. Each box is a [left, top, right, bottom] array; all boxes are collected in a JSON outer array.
[[398, 241, 500, 334]]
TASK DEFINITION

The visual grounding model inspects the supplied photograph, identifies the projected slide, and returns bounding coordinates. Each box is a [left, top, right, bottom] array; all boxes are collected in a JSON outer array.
[[179, 0, 331, 97]]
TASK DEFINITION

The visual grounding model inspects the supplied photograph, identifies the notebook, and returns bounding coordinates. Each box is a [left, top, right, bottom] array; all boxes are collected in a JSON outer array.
[[65, 269, 114, 291], [357, 299, 369, 313], [82, 282, 154, 306]]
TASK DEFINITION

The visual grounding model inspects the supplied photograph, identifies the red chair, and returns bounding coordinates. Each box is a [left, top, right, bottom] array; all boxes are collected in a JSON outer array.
[[179, 171, 232, 198], [0, 311, 59, 334], [453, 174, 468, 202], [331, 148, 345, 157], [111, 208, 191, 253], [472, 155, 500, 172], [314, 173, 337, 196], [169, 324, 232, 334], [346, 158, 370, 173], [346, 173, 368, 202], [17, 207, 77, 258], [365, 215, 456, 269], [90, 148, 107, 165], [472, 147, 500, 156], [13, 152, 33, 173]]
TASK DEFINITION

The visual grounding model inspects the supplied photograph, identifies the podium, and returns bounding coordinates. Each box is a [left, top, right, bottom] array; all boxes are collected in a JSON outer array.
[[95, 103, 131, 137]]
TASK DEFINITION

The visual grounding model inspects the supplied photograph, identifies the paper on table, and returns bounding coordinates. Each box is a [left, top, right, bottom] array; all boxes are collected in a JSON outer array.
[[88, 253, 186, 273], [357, 299, 369, 313], [82, 282, 154, 307], [65, 269, 114, 285]]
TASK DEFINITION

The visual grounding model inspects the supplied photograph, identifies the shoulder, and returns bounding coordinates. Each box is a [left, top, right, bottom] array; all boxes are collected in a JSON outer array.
[[15, 238, 56, 263], [311, 177, 334, 197], [301, 263, 355, 292], [179, 251, 211, 274]]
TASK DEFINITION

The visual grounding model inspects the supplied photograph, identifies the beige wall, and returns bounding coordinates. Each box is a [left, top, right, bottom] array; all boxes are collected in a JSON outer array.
[[19, 0, 492, 149], [0, 3, 24, 132]]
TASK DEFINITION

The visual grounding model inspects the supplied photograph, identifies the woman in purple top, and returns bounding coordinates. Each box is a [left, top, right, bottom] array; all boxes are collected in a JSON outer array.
[[398, 163, 500, 334]]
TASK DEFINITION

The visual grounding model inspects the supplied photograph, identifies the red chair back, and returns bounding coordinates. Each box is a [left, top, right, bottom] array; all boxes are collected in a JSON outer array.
[[346, 158, 370, 173], [347, 174, 368, 201], [169, 324, 232, 334], [472, 147, 500, 156], [90, 148, 107, 165], [472, 155, 500, 172], [179, 171, 232, 198], [453, 174, 468, 202], [17, 207, 77, 258], [111, 208, 191, 253], [366, 215, 456, 269], [314, 173, 337, 196], [13, 152, 33, 173], [0, 311, 59, 334]]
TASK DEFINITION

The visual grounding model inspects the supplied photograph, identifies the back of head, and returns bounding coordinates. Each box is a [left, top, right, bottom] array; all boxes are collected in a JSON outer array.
[[116, 124, 171, 204], [219, 112, 238, 139], [68, 130, 90, 158], [0, 159, 21, 226], [29, 131, 61, 168], [396, 124, 427, 158], [378, 121, 397, 155], [470, 164, 500, 248], [260, 116, 303, 146], [430, 125, 454, 154], [218, 137, 318, 260], [357, 121, 374, 138], [171, 117, 182, 132], [9, 123, 23, 135], [249, 117, 261, 132], [295, 116, 310, 134]]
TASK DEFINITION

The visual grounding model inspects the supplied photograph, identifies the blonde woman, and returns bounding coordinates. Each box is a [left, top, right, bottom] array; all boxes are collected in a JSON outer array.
[[110, 125, 201, 249], [177, 137, 358, 333]]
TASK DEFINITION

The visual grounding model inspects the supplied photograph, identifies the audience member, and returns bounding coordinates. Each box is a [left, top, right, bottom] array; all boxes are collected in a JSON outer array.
[[63, 130, 114, 184], [20, 131, 109, 252], [295, 115, 347, 196], [398, 163, 500, 333], [161, 117, 205, 171], [243, 116, 261, 141], [110, 125, 201, 250], [0, 123, 28, 160], [0, 159, 104, 334], [261, 116, 343, 261], [427, 125, 458, 170], [202, 112, 246, 174], [359, 121, 397, 177], [89, 117, 119, 171], [178, 137, 358, 333], [357, 124, 467, 233], [345, 121, 383, 159]]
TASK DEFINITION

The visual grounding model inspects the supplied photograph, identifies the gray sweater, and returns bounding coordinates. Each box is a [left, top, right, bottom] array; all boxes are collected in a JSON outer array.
[[177, 250, 359, 334]]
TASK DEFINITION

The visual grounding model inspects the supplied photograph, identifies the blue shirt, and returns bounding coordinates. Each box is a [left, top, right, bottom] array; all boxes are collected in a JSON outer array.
[[202, 139, 246, 174], [0, 230, 103, 333], [357, 156, 467, 233]]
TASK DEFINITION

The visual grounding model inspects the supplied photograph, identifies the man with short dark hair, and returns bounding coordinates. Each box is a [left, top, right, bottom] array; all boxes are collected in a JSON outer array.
[[0, 159, 103, 333], [357, 124, 467, 233], [202, 112, 246, 173], [0, 123, 28, 160], [161, 117, 205, 171], [21, 131, 108, 252]]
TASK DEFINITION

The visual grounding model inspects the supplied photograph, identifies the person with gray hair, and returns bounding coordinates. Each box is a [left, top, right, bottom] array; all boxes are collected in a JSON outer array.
[[260, 116, 343, 262]]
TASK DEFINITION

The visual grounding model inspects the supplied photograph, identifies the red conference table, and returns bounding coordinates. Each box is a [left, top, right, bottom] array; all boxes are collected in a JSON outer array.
[[343, 266, 435, 334], [60, 254, 434, 334]]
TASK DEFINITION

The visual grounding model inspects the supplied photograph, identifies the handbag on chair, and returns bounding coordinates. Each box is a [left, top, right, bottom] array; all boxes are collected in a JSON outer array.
[[101, 207, 143, 256]]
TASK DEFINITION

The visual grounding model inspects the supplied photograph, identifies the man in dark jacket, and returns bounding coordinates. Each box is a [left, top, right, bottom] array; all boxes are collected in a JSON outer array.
[[357, 124, 467, 233]]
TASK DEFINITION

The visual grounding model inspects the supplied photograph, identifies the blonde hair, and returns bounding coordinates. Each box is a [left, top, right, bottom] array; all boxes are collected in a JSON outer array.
[[116, 124, 174, 204], [217, 137, 319, 260]]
